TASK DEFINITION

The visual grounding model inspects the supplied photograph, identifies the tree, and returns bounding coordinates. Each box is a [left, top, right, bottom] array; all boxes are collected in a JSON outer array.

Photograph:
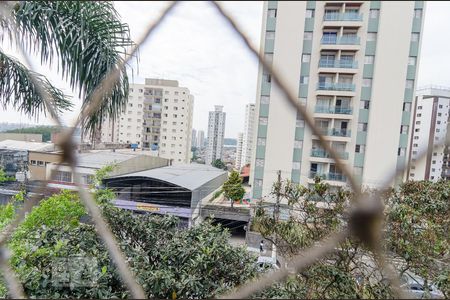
[[2, 189, 258, 298], [212, 159, 226, 170], [222, 170, 245, 208], [0, 2, 134, 137], [0, 167, 15, 183]]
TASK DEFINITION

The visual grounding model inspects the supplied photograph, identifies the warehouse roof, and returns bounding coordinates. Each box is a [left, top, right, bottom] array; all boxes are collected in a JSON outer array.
[[75, 152, 138, 169], [110, 164, 227, 190], [0, 140, 56, 152]]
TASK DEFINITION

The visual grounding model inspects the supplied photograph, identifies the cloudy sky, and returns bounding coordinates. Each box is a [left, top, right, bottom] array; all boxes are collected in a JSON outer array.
[[1, 1, 450, 138]]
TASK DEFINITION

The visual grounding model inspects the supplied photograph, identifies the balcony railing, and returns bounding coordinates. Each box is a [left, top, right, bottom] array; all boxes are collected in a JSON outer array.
[[309, 171, 347, 182], [315, 105, 353, 115], [310, 149, 349, 159], [323, 12, 363, 21], [317, 82, 355, 92], [316, 128, 351, 137], [319, 59, 358, 69], [321, 36, 360, 45]]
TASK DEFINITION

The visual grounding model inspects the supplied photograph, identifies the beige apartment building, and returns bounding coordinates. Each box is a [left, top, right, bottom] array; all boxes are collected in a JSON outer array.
[[251, 1, 425, 199], [101, 78, 194, 164]]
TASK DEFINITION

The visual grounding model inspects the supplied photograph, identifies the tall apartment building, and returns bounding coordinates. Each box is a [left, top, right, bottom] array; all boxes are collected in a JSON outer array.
[[251, 1, 425, 199], [206, 105, 226, 165], [407, 86, 450, 181], [101, 78, 194, 164], [240, 103, 256, 169], [192, 129, 197, 149], [235, 132, 244, 169], [197, 130, 205, 148]]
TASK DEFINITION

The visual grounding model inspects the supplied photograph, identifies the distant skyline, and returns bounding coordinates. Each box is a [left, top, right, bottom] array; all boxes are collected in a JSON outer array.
[[1, 2, 450, 138]]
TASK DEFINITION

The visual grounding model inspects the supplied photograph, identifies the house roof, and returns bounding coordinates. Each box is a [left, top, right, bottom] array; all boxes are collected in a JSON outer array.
[[109, 163, 227, 190], [75, 152, 138, 169]]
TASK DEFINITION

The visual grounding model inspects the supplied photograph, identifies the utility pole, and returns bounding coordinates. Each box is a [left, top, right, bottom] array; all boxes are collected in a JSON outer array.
[[272, 170, 282, 265]]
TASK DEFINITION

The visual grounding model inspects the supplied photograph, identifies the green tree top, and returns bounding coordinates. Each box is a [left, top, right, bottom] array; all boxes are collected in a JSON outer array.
[[222, 170, 245, 208]]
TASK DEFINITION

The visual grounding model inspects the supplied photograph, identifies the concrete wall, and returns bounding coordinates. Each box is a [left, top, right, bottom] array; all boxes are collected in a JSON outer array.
[[28, 151, 63, 181]]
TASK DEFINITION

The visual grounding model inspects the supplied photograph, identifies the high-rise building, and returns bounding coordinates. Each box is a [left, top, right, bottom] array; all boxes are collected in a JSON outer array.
[[407, 86, 450, 181], [197, 130, 205, 148], [241, 104, 256, 169], [206, 105, 226, 165], [251, 1, 425, 199], [101, 78, 194, 164], [192, 129, 197, 149], [235, 132, 244, 170]]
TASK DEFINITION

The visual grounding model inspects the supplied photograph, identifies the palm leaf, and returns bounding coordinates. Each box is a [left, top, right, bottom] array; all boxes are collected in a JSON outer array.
[[0, 49, 72, 119], [9, 1, 134, 136]]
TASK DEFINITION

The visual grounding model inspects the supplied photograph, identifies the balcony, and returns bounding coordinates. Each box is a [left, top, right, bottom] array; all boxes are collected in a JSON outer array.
[[321, 36, 360, 45], [323, 12, 363, 21], [316, 128, 351, 137], [319, 59, 358, 69], [311, 149, 349, 160], [315, 105, 353, 115], [309, 171, 347, 182], [317, 82, 355, 92]]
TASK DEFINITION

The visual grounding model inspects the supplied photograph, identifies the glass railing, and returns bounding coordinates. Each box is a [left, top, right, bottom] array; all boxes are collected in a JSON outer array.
[[324, 12, 363, 21], [310, 149, 349, 159], [321, 36, 360, 45], [316, 128, 351, 137], [317, 82, 356, 91], [315, 105, 353, 114], [319, 59, 358, 69], [309, 171, 347, 182]]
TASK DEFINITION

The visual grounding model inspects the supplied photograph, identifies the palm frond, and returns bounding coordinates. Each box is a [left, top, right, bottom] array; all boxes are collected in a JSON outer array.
[[0, 49, 72, 119], [10, 1, 135, 135]]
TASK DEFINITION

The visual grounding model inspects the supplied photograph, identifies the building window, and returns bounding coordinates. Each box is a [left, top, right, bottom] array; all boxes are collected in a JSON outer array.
[[52, 171, 72, 183], [411, 33, 420, 42], [367, 33, 377, 42], [266, 31, 275, 39], [305, 9, 315, 18], [416, 120, 421, 125], [364, 55, 375, 64], [439, 104, 443, 109], [268, 8, 277, 18], [400, 125, 409, 134], [302, 54, 311, 63], [369, 9, 379, 19], [417, 106, 422, 110], [300, 76, 309, 84], [304, 32, 313, 40], [256, 159, 264, 167], [414, 9, 422, 18], [259, 117, 268, 125], [408, 57, 416, 66], [30, 160, 37, 165], [406, 79, 414, 89], [358, 122, 368, 132], [292, 162, 301, 170], [354, 167, 363, 176], [360, 101, 370, 110], [296, 119, 305, 127], [413, 143, 418, 147], [355, 144, 366, 153], [263, 73, 271, 83], [257, 138, 266, 146], [403, 103, 411, 112], [362, 79, 372, 88], [398, 148, 406, 157], [294, 140, 303, 149], [255, 179, 263, 187]]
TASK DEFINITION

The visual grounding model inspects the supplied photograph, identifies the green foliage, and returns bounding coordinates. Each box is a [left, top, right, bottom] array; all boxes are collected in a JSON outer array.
[[385, 180, 450, 297], [4, 125, 62, 142], [1, 1, 135, 135], [212, 159, 226, 170], [222, 171, 245, 207], [0, 202, 15, 231], [92, 164, 116, 188], [0, 167, 15, 183], [11, 190, 85, 242]]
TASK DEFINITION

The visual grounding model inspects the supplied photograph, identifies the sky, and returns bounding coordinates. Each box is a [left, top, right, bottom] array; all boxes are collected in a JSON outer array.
[[1, 1, 450, 138]]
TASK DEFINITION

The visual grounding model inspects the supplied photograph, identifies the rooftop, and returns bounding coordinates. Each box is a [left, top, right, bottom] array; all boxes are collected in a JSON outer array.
[[75, 152, 140, 169], [416, 85, 450, 98], [0, 140, 56, 152], [110, 163, 227, 190]]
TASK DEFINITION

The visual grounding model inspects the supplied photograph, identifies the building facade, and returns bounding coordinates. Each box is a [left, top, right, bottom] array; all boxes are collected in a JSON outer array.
[[101, 78, 194, 164], [407, 86, 450, 181], [251, 1, 425, 199], [197, 130, 205, 148], [241, 103, 256, 169], [235, 132, 244, 169], [206, 105, 226, 164], [192, 129, 197, 150]]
